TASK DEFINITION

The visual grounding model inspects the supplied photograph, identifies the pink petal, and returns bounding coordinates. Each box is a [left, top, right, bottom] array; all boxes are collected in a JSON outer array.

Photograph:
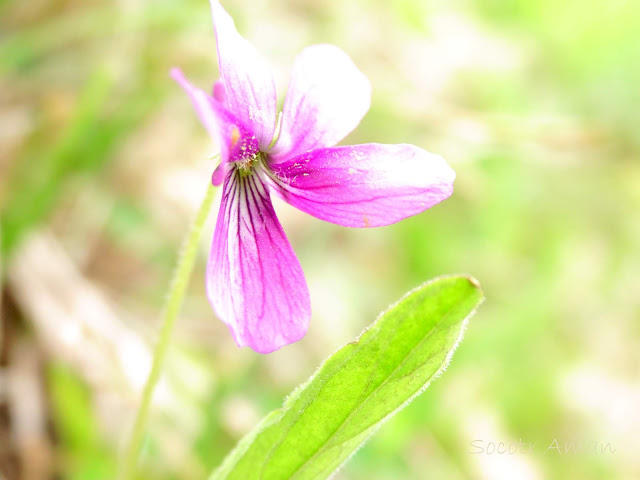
[[171, 68, 260, 186], [209, 0, 277, 150], [171, 68, 223, 145], [211, 162, 232, 186], [269, 44, 371, 161], [212, 79, 226, 103], [265, 144, 455, 227], [207, 169, 311, 353]]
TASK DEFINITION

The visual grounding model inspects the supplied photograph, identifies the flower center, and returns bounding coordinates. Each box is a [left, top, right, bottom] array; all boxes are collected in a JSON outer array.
[[237, 153, 259, 177], [227, 124, 260, 176]]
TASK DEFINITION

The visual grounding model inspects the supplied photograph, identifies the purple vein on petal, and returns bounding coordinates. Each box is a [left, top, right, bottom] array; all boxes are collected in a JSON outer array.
[[264, 143, 455, 228], [206, 165, 311, 353]]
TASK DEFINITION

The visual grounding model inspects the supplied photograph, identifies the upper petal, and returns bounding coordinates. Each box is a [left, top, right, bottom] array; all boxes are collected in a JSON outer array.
[[207, 168, 311, 353], [210, 0, 277, 150], [265, 144, 455, 227], [269, 44, 371, 161], [172, 68, 260, 185]]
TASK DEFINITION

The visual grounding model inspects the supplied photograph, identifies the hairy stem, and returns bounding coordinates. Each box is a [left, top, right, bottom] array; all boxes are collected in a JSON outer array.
[[119, 182, 216, 479]]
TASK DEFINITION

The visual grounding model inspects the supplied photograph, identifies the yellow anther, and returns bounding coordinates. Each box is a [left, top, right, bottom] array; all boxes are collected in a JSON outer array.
[[230, 127, 240, 148]]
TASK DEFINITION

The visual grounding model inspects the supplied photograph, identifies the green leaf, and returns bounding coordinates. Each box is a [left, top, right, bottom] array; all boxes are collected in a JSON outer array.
[[211, 275, 484, 480]]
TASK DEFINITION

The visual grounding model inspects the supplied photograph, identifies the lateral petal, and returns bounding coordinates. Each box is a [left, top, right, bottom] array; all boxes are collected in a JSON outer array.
[[207, 169, 311, 353], [266, 143, 455, 227], [171, 68, 260, 185]]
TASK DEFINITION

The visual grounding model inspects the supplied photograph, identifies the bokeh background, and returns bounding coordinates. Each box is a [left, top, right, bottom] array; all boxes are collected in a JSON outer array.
[[2, 0, 639, 479]]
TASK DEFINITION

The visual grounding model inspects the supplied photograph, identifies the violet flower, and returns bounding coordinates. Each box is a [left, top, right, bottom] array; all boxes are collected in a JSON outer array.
[[172, 1, 455, 353]]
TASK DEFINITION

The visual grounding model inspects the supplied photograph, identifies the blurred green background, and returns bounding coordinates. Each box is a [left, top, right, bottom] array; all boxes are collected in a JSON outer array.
[[1, 0, 639, 479]]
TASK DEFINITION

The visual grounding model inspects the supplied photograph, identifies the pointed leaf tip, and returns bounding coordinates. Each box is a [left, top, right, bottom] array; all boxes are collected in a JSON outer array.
[[210, 275, 483, 480]]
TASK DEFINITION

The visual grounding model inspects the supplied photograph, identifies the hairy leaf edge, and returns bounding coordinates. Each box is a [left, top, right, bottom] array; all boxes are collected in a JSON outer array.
[[210, 274, 484, 480]]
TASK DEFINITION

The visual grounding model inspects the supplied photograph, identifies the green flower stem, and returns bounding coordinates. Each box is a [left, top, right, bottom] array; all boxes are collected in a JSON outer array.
[[119, 182, 216, 480]]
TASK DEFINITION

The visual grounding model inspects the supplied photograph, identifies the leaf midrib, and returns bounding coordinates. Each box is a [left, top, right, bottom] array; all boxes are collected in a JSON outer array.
[[282, 294, 463, 479]]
